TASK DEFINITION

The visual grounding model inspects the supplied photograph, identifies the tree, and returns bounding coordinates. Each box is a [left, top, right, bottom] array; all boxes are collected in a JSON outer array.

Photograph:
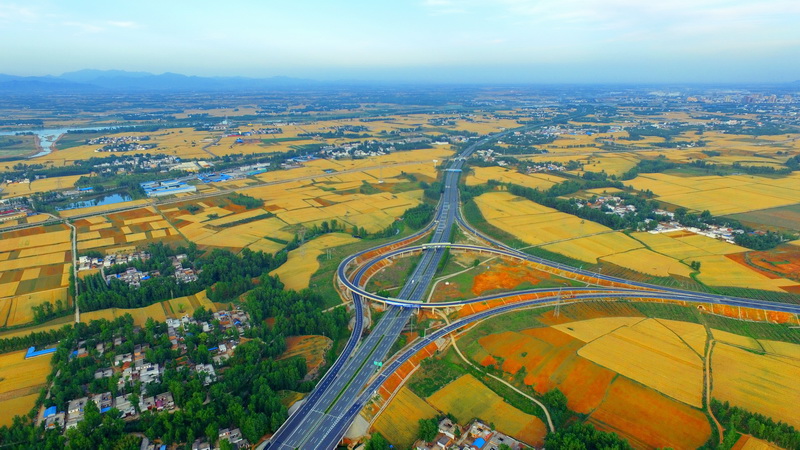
[[418, 418, 438, 442], [364, 433, 392, 450], [205, 422, 218, 447]]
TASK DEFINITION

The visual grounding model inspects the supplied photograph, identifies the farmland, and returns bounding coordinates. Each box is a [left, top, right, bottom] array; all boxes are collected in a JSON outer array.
[[0, 175, 83, 197], [466, 166, 566, 188], [0, 349, 53, 426], [270, 233, 358, 291], [372, 386, 438, 448], [625, 172, 800, 216], [279, 335, 332, 373], [472, 191, 800, 291], [79, 291, 217, 326], [0, 224, 73, 327], [473, 191, 614, 248], [426, 374, 548, 447], [711, 343, 800, 428], [74, 206, 185, 253], [416, 303, 800, 448]]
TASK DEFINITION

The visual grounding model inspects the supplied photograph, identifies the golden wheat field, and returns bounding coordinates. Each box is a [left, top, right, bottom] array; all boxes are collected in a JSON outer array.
[[269, 233, 358, 290], [426, 374, 548, 446], [542, 232, 643, 264], [474, 191, 611, 246], [711, 342, 800, 428], [626, 172, 800, 215], [0, 349, 53, 425], [577, 319, 704, 407], [466, 165, 566, 187], [600, 248, 694, 277], [693, 255, 796, 292], [372, 386, 439, 448], [0, 225, 72, 326]]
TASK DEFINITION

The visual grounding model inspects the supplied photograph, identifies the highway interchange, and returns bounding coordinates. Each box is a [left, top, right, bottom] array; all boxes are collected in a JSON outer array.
[[264, 127, 800, 449]]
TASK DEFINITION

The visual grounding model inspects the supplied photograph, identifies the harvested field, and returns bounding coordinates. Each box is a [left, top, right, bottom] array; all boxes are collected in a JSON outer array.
[[372, 386, 439, 448], [711, 343, 800, 428], [738, 244, 800, 282], [270, 233, 358, 290], [469, 259, 573, 297], [588, 377, 711, 449], [578, 319, 704, 407], [471, 327, 615, 414], [426, 374, 547, 447], [279, 335, 332, 372]]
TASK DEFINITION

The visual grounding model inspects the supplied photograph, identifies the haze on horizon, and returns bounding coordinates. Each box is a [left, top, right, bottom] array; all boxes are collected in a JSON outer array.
[[1, 0, 799, 84]]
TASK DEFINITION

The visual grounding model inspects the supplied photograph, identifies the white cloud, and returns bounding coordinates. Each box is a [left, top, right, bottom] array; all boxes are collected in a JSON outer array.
[[107, 20, 139, 29], [421, 0, 467, 15], [0, 4, 38, 22], [63, 21, 104, 33]]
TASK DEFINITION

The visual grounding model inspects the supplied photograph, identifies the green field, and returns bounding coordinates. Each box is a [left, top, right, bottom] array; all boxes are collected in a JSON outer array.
[[726, 203, 800, 231], [0, 135, 37, 159]]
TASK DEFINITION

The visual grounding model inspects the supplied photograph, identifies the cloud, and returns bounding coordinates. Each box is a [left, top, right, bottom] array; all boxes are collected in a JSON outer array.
[[107, 20, 139, 29], [63, 21, 104, 33], [0, 4, 38, 22], [421, 0, 467, 15]]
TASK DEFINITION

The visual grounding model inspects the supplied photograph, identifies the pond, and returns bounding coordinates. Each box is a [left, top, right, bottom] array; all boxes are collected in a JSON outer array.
[[57, 193, 133, 211]]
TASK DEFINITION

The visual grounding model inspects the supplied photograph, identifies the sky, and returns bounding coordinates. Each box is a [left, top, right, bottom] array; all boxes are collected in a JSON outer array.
[[1, 0, 798, 83]]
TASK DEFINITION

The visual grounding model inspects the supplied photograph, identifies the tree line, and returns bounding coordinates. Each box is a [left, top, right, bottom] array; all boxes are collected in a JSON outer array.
[[77, 244, 286, 311]]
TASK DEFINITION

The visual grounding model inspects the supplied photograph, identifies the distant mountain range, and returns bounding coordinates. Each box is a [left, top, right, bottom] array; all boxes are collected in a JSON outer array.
[[0, 70, 322, 92]]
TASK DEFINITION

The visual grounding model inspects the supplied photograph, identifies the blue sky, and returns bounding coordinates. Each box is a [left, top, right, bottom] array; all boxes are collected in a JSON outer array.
[[1, 0, 798, 83]]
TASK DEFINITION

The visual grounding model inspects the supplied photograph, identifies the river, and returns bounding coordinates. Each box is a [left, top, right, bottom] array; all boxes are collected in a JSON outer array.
[[0, 126, 119, 158]]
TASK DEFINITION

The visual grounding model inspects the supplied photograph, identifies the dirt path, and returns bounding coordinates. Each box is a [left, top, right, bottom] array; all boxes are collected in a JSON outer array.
[[66, 220, 80, 323], [703, 323, 724, 444]]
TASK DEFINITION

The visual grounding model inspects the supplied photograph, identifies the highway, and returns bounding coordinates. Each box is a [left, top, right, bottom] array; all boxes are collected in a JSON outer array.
[[265, 134, 498, 449], [267, 127, 799, 448]]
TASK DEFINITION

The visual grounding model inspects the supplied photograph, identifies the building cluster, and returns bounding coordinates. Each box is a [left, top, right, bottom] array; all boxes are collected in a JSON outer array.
[[0, 206, 34, 223], [414, 418, 527, 450], [101, 253, 197, 286], [582, 195, 637, 216], [87, 135, 151, 146], [78, 251, 151, 271], [228, 126, 283, 138], [170, 254, 199, 283], [196, 162, 270, 183], [524, 162, 565, 173], [105, 266, 155, 287], [171, 160, 214, 172], [187, 427, 249, 450], [88, 135, 157, 153], [649, 222, 742, 243], [141, 179, 197, 197], [41, 309, 251, 434]]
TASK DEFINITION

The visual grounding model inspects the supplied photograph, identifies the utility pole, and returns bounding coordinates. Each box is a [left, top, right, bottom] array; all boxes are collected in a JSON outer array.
[[554, 288, 562, 318]]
